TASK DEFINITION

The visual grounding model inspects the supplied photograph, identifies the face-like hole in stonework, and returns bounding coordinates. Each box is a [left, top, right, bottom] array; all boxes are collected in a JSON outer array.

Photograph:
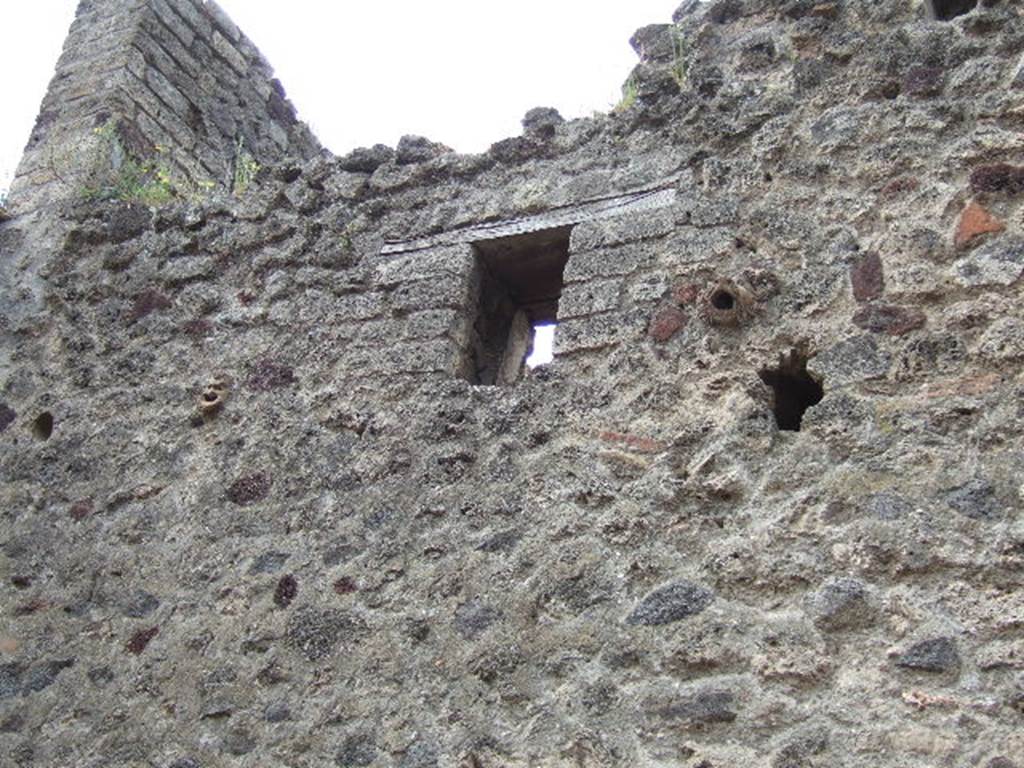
[[759, 350, 824, 432], [711, 290, 736, 311], [203, 392, 219, 403], [32, 412, 54, 441], [526, 324, 556, 369], [930, 0, 977, 20]]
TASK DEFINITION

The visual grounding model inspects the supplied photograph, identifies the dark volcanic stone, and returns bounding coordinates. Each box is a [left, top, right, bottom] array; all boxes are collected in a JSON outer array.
[[454, 599, 502, 640], [338, 144, 394, 173], [222, 729, 256, 756], [521, 107, 564, 138], [286, 608, 365, 661], [654, 689, 737, 725], [22, 660, 74, 695], [946, 478, 999, 520], [0, 663, 24, 699], [807, 577, 874, 631], [107, 204, 152, 243], [335, 735, 378, 767], [1, 659, 75, 698], [477, 530, 520, 553], [902, 66, 944, 98], [121, 590, 160, 618], [87, 666, 114, 686], [0, 402, 15, 433], [0, 714, 25, 733], [264, 701, 291, 723], [399, 739, 439, 768], [862, 491, 912, 520], [897, 637, 960, 672], [246, 360, 296, 391], [626, 581, 714, 626], [395, 135, 450, 165], [250, 551, 290, 574]]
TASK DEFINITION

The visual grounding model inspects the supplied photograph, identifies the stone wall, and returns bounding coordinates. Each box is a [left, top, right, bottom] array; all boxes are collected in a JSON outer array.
[[1, 1, 1023, 767], [7, 0, 319, 216]]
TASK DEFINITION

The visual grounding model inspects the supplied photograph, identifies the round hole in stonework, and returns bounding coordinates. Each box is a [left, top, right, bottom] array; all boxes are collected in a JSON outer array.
[[32, 412, 54, 441], [711, 290, 736, 311]]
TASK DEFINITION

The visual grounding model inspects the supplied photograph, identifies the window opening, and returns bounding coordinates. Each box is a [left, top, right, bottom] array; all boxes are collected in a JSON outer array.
[[526, 324, 556, 368], [759, 349, 823, 432], [927, 0, 977, 20], [466, 227, 571, 385]]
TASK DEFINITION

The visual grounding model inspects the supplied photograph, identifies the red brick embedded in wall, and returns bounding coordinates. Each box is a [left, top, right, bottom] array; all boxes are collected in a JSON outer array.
[[955, 201, 1004, 249]]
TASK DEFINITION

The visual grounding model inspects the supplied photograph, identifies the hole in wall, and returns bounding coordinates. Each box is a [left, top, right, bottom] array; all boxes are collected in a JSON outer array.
[[710, 289, 736, 311], [466, 227, 571, 385], [758, 350, 823, 432], [928, 0, 977, 20], [32, 412, 54, 441]]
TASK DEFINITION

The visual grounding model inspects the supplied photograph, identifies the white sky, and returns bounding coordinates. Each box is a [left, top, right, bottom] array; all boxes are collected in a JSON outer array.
[[0, 1, 678, 194]]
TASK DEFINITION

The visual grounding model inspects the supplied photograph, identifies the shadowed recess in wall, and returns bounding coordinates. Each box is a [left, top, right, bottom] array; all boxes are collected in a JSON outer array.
[[929, 0, 977, 21], [32, 411, 54, 441], [759, 350, 823, 432], [467, 227, 571, 386]]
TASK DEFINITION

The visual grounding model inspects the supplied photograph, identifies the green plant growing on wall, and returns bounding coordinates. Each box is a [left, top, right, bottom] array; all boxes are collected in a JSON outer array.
[[670, 27, 689, 88], [82, 121, 181, 206], [614, 76, 639, 113], [232, 136, 260, 196]]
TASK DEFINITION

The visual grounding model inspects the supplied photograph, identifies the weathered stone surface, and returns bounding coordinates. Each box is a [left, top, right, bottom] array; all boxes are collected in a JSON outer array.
[[3, 1, 1024, 765], [395, 135, 451, 165], [522, 106, 564, 137], [338, 144, 394, 173], [953, 238, 1024, 287], [812, 335, 891, 385]]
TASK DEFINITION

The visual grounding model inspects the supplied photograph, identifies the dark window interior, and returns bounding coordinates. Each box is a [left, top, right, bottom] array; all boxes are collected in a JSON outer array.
[[929, 0, 977, 20], [759, 350, 824, 432], [466, 227, 571, 385]]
